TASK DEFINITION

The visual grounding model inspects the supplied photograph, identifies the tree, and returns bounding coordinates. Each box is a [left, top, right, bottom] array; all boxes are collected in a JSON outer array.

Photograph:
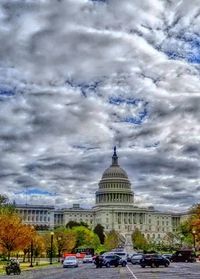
[[72, 226, 100, 250], [132, 228, 148, 251], [93, 224, 105, 244], [0, 212, 35, 259], [54, 227, 76, 254], [188, 204, 200, 246], [104, 230, 120, 250], [42, 233, 57, 258], [0, 195, 15, 213], [66, 220, 88, 229]]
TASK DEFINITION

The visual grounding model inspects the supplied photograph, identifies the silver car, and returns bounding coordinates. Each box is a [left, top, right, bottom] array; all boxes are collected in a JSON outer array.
[[63, 256, 79, 268], [83, 254, 93, 263]]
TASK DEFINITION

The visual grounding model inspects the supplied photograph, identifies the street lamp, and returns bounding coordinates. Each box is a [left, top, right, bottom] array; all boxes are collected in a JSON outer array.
[[192, 230, 196, 252], [30, 239, 34, 267], [29, 226, 34, 267], [50, 232, 54, 264], [57, 236, 62, 262]]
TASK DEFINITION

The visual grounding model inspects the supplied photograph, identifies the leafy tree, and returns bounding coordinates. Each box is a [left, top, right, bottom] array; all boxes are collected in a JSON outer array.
[[54, 227, 76, 254], [42, 233, 57, 258], [190, 204, 200, 241], [93, 224, 105, 244], [132, 228, 148, 251], [66, 220, 88, 229], [104, 230, 120, 250], [0, 212, 35, 259], [0, 195, 15, 213], [72, 226, 100, 249]]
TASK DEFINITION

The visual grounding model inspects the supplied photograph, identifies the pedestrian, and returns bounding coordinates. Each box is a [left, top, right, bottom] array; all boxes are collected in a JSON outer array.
[[95, 254, 100, 268]]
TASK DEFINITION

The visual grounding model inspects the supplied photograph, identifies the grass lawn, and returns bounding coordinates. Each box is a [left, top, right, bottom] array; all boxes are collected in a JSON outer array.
[[0, 261, 60, 275]]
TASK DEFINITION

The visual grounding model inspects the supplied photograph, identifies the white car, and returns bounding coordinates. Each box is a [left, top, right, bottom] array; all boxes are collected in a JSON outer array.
[[63, 256, 79, 268], [83, 254, 93, 263]]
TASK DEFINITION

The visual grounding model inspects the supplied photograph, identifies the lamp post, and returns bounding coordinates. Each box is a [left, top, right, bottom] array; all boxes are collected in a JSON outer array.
[[29, 226, 34, 267], [57, 236, 62, 262], [30, 239, 34, 267], [50, 232, 54, 264], [192, 230, 196, 252]]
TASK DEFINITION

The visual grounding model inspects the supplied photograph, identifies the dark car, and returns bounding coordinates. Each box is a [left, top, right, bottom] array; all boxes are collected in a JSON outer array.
[[140, 254, 170, 268], [5, 260, 21, 275], [102, 255, 127, 268], [171, 250, 196, 263], [131, 254, 143, 265]]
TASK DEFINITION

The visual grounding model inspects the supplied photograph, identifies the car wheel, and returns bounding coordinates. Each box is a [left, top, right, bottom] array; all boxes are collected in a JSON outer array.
[[122, 262, 126, 267], [106, 262, 110, 268], [151, 263, 155, 268], [165, 263, 169, 267], [141, 264, 145, 268]]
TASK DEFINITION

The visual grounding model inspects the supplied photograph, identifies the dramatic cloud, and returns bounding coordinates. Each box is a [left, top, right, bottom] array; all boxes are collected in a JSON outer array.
[[0, 0, 199, 212]]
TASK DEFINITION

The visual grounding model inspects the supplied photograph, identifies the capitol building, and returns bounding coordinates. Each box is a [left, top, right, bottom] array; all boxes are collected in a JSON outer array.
[[16, 148, 185, 242]]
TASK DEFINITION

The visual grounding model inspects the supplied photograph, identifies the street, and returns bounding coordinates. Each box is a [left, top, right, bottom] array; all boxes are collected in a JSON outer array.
[[0, 262, 200, 279]]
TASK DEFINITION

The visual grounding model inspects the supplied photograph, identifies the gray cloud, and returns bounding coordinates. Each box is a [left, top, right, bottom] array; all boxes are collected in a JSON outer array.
[[0, 0, 199, 212]]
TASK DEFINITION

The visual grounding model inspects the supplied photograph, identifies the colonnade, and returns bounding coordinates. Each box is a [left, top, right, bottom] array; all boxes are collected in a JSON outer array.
[[114, 212, 145, 224], [96, 193, 133, 204]]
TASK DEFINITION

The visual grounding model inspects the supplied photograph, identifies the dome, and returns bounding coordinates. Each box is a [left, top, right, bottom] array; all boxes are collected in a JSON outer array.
[[95, 147, 134, 207], [102, 165, 128, 179]]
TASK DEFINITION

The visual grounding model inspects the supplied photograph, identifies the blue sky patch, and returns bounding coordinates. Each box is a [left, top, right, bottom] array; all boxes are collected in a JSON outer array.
[[15, 187, 55, 196], [162, 32, 200, 64], [109, 96, 149, 125], [0, 87, 16, 101]]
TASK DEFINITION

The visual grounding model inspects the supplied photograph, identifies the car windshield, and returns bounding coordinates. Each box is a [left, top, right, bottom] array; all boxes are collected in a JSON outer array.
[[65, 256, 76, 260], [132, 255, 142, 259], [115, 253, 126, 256]]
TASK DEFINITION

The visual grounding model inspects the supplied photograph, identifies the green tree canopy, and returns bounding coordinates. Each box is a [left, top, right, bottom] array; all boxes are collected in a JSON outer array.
[[54, 226, 76, 253], [132, 228, 148, 251], [72, 226, 100, 249], [66, 220, 89, 229], [0, 194, 16, 214], [104, 230, 120, 251]]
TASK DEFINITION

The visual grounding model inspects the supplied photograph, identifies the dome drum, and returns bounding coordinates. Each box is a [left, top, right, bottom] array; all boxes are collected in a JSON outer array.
[[95, 147, 134, 207], [96, 192, 134, 205]]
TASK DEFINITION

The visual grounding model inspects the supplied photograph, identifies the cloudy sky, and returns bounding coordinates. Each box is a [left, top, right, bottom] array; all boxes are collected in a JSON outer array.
[[0, 0, 199, 213]]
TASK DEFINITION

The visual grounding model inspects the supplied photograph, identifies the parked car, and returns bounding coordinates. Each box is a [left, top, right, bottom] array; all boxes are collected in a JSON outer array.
[[63, 256, 79, 268], [171, 250, 196, 263], [131, 254, 143, 265], [102, 254, 127, 267], [5, 260, 21, 275], [112, 252, 128, 261], [162, 254, 173, 261], [140, 254, 170, 268], [127, 253, 139, 262], [83, 254, 93, 263]]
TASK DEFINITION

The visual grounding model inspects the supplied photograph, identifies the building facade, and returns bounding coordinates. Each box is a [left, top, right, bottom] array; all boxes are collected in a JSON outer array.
[[16, 148, 185, 242]]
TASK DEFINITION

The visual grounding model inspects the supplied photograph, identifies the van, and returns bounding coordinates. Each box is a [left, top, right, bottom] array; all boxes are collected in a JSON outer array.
[[171, 250, 196, 263]]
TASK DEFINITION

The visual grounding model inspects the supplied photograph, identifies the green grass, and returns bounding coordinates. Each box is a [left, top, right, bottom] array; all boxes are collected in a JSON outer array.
[[0, 261, 60, 275]]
